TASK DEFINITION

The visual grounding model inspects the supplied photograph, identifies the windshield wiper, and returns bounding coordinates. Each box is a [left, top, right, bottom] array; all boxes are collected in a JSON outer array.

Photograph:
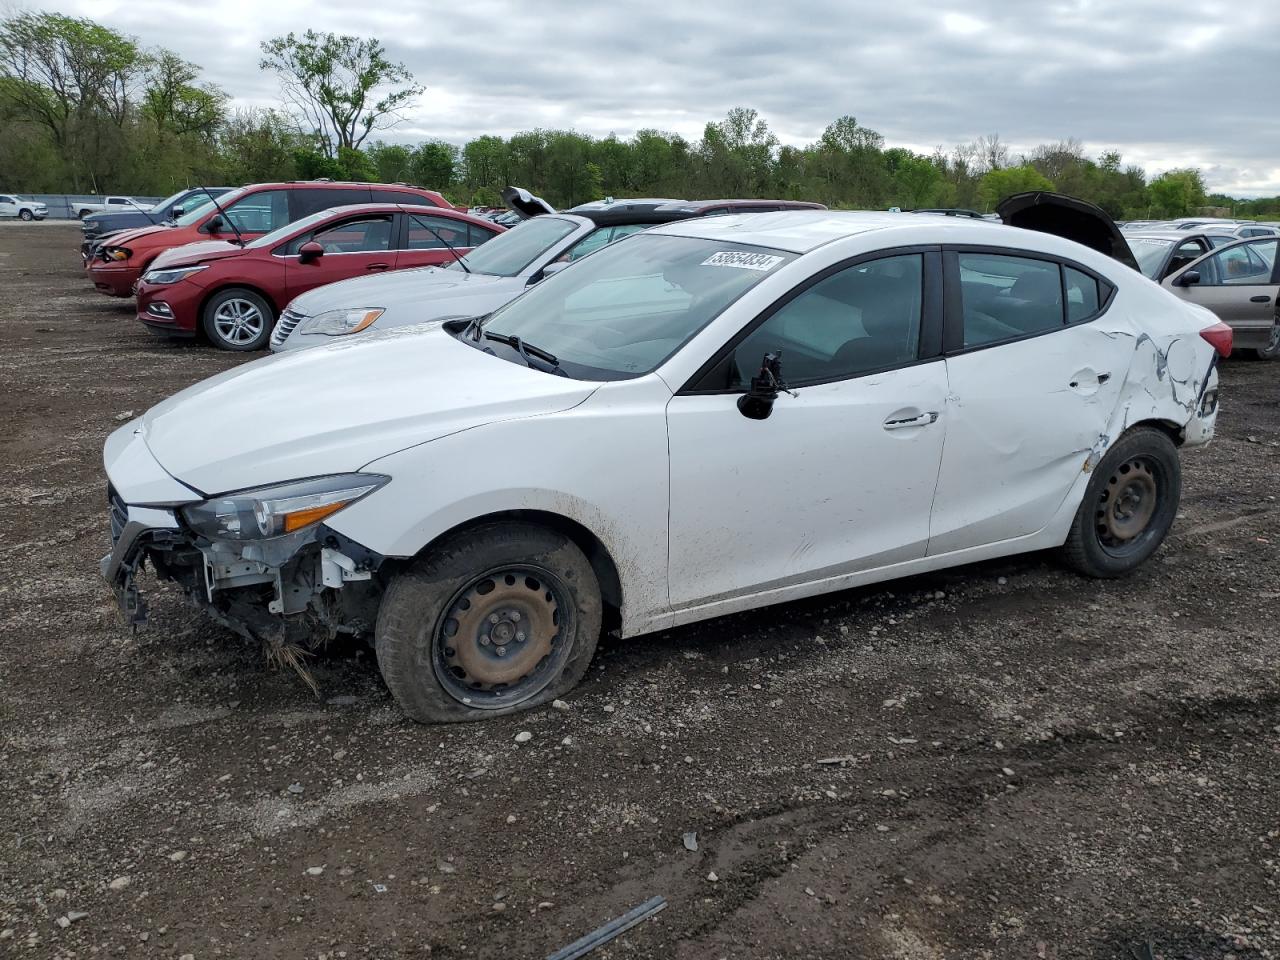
[[482, 331, 562, 374], [461, 314, 488, 342]]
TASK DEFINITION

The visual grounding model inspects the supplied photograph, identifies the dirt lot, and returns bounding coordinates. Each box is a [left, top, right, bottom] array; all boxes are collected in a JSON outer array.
[[0, 220, 1277, 960]]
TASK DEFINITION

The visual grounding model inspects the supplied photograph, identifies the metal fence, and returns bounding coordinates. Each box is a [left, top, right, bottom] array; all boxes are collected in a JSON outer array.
[[23, 195, 165, 220]]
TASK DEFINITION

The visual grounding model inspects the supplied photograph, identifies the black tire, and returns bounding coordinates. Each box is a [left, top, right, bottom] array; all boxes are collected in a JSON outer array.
[[1062, 426, 1181, 578], [376, 522, 602, 723], [1256, 320, 1280, 361], [201, 288, 274, 351], [18, 209, 33, 222]]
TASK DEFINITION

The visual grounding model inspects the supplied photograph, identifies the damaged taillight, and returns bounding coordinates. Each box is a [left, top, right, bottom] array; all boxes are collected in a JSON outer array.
[[1199, 322, 1233, 358]]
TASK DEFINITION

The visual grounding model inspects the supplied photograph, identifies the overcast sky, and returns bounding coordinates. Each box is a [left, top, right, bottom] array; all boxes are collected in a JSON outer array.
[[55, 0, 1280, 196]]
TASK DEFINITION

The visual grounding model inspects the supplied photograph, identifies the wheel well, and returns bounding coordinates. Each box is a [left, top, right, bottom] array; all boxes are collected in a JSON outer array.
[[408, 510, 624, 634], [1125, 418, 1184, 447]]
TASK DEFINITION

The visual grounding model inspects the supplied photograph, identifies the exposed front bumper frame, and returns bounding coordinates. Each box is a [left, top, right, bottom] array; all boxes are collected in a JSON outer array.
[[100, 504, 182, 626]]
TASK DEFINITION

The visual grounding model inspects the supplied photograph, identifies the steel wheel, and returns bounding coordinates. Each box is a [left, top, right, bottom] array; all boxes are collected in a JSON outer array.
[[212, 298, 265, 346], [18, 209, 33, 222], [1095, 455, 1160, 554], [433, 564, 575, 710]]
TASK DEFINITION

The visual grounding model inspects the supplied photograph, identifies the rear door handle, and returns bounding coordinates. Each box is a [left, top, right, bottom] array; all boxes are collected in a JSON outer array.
[[1250, 295, 1271, 303], [367, 262, 390, 271], [883, 411, 939, 430]]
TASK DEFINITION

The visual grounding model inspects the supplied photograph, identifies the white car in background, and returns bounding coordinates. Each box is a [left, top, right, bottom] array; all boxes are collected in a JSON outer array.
[[0, 194, 48, 221], [102, 203, 1227, 723], [269, 190, 824, 352]]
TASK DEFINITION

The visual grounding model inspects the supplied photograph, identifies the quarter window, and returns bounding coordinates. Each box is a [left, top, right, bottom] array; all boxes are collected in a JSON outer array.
[[1064, 267, 1100, 322], [959, 254, 1063, 347], [726, 254, 924, 387], [371, 189, 436, 206]]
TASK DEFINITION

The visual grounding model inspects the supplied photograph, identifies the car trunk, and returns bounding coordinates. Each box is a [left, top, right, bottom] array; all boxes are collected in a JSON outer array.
[[502, 186, 557, 219], [997, 192, 1139, 272]]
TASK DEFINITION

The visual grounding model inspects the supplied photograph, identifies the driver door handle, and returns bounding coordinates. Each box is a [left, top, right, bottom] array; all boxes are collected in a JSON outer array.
[[367, 262, 390, 271], [1250, 295, 1271, 303], [883, 411, 939, 430]]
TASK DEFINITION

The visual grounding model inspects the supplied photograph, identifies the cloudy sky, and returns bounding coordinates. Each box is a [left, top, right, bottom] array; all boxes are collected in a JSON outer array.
[[55, 0, 1280, 196]]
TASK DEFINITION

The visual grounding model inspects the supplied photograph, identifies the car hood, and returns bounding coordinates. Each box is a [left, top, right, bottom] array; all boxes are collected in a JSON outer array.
[[101, 223, 172, 248], [149, 240, 245, 270], [141, 324, 598, 494], [997, 192, 1139, 271], [287, 266, 515, 316]]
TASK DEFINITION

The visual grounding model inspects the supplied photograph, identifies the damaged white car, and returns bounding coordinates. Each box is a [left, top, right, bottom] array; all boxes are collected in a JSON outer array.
[[102, 197, 1229, 723]]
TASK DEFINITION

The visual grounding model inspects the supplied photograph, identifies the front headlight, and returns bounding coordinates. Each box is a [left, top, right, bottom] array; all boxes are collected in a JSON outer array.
[[142, 264, 208, 285], [181, 474, 389, 542], [103, 246, 131, 262], [296, 307, 385, 337]]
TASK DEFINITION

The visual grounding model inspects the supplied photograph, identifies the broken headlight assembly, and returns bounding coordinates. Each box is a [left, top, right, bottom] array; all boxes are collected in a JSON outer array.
[[181, 474, 388, 542], [102, 246, 131, 262], [142, 264, 208, 285], [295, 307, 385, 337]]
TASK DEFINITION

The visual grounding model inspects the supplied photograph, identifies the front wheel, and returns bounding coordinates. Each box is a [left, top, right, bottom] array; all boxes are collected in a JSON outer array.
[[18, 209, 33, 222], [375, 523, 602, 723], [1061, 426, 1181, 578], [201, 288, 274, 351], [1256, 321, 1280, 361]]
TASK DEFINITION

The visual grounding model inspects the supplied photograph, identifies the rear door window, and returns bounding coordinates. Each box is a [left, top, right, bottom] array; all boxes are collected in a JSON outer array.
[[371, 188, 435, 207], [406, 214, 471, 250], [958, 254, 1064, 347], [289, 187, 372, 219]]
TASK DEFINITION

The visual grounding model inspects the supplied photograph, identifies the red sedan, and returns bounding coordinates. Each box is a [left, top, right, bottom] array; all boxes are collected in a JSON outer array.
[[135, 203, 503, 350]]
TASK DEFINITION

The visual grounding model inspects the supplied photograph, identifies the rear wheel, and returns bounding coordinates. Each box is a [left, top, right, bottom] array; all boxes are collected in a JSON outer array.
[[1062, 427, 1181, 577], [1256, 320, 1280, 361], [376, 523, 602, 723], [201, 288, 273, 351], [18, 209, 33, 222]]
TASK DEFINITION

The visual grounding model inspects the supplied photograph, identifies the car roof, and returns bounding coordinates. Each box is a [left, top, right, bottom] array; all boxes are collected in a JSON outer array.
[[563, 197, 825, 228], [303, 202, 489, 222], [645, 209, 1002, 254], [1123, 229, 1211, 240]]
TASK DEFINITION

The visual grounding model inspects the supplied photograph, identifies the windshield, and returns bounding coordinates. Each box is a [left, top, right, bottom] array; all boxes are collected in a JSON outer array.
[[174, 187, 246, 227], [149, 189, 189, 214], [446, 216, 580, 276], [477, 234, 796, 380], [244, 209, 335, 250], [1128, 237, 1174, 278]]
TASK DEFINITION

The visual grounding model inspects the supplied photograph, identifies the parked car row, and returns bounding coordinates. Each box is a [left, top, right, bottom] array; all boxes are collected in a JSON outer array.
[[101, 191, 1231, 722], [66, 180, 1280, 367]]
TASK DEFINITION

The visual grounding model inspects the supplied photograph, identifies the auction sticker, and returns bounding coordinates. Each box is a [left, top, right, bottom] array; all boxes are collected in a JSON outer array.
[[701, 251, 785, 271]]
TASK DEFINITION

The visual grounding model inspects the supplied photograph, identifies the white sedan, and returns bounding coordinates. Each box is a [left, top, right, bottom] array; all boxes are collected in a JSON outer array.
[[102, 208, 1229, 722]]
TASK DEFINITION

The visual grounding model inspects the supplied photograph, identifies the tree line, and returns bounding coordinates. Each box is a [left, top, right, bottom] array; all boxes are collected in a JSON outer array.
[[2, 11, 1276, 221]]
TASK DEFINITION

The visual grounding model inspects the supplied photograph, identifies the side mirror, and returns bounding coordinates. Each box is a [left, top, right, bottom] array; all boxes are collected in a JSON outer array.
[[1177, 269, 1201, 287], [206, 214, 224, 233], [298, 241, 325, 262], [737, 352, 794, 420], [171, 205, 185, 218]]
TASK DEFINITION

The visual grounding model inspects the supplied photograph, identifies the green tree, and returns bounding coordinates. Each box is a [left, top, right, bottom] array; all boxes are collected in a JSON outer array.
[[0, 12, 145, 189], [977, 165, 1055, 210], [411, 140, 457, 189], [142, 50, 225, 138], [259, 30, 421, 158], [1148, 168, 1206, 218], [217, 108, 300, 184]]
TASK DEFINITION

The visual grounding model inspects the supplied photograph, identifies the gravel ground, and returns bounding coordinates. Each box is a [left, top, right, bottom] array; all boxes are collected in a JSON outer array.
[[1, 220, 1277, 960]]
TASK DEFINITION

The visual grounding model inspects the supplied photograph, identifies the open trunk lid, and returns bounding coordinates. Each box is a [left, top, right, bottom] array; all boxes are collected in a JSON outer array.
[[997, 191, 1139, 272], [502, 186, 557, 219]]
